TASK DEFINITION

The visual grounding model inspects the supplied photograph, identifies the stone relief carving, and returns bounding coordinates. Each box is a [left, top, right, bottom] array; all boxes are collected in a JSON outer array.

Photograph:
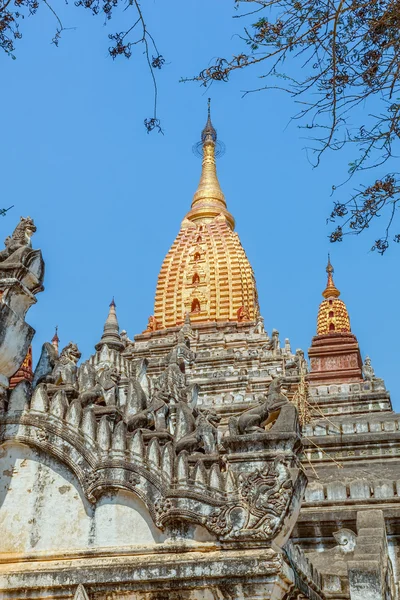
[[174, 403, 220, 454], [0, 238, 305, 549], [2, 334, 305, 545]]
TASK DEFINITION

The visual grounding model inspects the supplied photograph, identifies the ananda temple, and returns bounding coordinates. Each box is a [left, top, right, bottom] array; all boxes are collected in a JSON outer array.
[[0, 106, 399, 600]]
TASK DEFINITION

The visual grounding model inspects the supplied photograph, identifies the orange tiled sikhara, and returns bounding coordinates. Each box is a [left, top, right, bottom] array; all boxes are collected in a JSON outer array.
[[153, 103, 259, 329]]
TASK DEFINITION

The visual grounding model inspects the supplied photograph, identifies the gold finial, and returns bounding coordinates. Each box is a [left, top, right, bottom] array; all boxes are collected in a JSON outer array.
[[185, 100, 235, 229], [322, 254, 340, 299]]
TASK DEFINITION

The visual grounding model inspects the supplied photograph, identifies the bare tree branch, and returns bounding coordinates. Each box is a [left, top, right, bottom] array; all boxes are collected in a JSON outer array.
[[187, 0, 400, 252]]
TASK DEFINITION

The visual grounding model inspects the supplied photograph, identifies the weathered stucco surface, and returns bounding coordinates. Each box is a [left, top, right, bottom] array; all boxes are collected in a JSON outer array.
[[0, 442, 161, 555]]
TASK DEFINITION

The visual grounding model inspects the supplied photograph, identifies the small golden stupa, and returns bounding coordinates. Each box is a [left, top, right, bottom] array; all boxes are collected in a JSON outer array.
[[316, 256, 351, 335]]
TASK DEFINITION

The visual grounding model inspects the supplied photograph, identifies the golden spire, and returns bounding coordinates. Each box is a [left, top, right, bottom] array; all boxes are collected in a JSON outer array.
[[152, 102, 259, 330], [185, 99, 235, 229], [317, 256, 351, 335], [322, 254, 340, 299]]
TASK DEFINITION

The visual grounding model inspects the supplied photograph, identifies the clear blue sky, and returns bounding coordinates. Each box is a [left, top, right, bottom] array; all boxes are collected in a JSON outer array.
[[2, 2, 399, 409]]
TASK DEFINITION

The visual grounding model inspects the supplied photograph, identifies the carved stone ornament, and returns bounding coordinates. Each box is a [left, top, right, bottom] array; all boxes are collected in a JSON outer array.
[[1, 363, 305, 545], [73, 584, 90, 600], [1, 245, 305, 548], [0, 217, 44, 405]]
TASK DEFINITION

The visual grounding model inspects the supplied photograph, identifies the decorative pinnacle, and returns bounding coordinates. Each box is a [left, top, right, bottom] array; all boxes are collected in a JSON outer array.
[[95, 298, 124, 352], [201, 98, 217, 144], [185, 100, 235, 229], [322, 255, 340, 299], [51, 326, 60, 353]]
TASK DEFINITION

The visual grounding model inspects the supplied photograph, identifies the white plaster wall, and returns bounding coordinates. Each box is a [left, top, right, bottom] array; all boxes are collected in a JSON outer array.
[[0, 442, 164, 554]]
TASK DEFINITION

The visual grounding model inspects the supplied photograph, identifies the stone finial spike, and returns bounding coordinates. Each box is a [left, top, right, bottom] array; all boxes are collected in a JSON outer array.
[[95, 298, 125, 352]]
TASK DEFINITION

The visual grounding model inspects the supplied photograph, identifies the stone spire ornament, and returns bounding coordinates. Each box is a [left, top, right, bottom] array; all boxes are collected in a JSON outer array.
[[95, 298, 125, 352]]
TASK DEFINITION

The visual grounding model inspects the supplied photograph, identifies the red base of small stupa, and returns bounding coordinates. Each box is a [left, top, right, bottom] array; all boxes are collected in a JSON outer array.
[[307, 332, 363, 384]]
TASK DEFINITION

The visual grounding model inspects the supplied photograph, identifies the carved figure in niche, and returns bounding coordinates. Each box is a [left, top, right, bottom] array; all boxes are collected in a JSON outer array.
[[228, 377, 290, 435], [191, 298, 200, 313], [237, 306, 250, 322], [362, 356, 375, 381], [307, 528, 357, 575], [0, 216, 36, 262]]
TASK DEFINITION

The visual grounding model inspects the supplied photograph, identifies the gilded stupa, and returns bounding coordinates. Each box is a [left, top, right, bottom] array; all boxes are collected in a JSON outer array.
[[152, 101, 259, 330], [316, 255, 351, 335]]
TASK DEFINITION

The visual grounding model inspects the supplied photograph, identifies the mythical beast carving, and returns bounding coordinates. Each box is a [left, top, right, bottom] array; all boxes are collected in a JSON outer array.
[[174, 402, 220, 455], [228, 377, 290, 435], [0, 216, 36, 263]]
